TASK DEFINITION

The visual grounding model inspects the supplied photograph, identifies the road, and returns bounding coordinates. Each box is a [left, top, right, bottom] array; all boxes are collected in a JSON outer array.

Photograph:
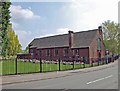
[[2, 62, 118, 89]]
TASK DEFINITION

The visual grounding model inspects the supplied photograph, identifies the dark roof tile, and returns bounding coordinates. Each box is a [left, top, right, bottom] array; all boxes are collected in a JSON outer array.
[[29, 29, 97, 49], [29, 34, 69, 48]]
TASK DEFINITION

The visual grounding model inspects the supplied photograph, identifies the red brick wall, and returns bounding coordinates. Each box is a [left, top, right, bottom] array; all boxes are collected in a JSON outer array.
[[39, 48, 64, 60], [30, 47, 71, 60], [29, 47, 90, 61], [79, 48, 89, 58], [89, 29, 105, 63]]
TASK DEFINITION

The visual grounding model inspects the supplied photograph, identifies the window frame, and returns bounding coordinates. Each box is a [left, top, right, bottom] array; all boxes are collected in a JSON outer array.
[[54, 48, 59, 56], [46, 49, 50, 56], [64, 48, 69, 56], [74, 49, 79, 55], [97, 38, 101, 50], [39, 50, 42, 56]]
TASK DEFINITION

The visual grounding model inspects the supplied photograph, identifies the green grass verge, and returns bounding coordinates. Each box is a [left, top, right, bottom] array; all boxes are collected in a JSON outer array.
[[0, 60, 104, 75]]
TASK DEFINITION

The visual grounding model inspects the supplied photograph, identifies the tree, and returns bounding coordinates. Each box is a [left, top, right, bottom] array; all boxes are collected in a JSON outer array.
[[0, 3, 2, 56], [14, 35, 22, 55], [0, 1, 22, 57], [102, 20, 120, 54], [1, 2, 11, 57], [117, 25, 120, 54], [7, 24, 22, 56]]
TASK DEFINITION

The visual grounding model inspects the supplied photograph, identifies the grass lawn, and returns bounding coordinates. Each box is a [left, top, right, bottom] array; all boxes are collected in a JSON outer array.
[[0, 60, 100, 75]]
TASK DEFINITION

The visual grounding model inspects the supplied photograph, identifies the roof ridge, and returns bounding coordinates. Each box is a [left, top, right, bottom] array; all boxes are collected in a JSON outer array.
[[35, 34, 68, 40], [74, 29, 98, 34], [35, 29, 98, 40]]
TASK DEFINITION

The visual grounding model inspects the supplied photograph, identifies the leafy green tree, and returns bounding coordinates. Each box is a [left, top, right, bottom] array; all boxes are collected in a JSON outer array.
[[14, 35, 22, 54], [0, 1, 22, 58], [0, 3, 3, 57], [1, 2, 11, 57], [117, 25, 120, 54], [7, 24, 22, 56], [102, 20, 120, 54]]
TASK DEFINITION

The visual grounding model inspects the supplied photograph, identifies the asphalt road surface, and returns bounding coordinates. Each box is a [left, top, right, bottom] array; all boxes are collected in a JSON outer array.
[[3, 63, 118, 89]]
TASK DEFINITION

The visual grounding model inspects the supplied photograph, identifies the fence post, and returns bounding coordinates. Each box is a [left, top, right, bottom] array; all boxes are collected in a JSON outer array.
[[98, 58, 99, 66], [102, 58, 104, 65], [91, 58, 93, 67], [83, 57, 85, 68], [58, 58, 61, 71], [110, 57, 111, 63], [73, 60, 74, 69], [40, 58, 42, 73], [83, 60, 85, 68], [113, 56, 114, 62], [15, 58, 17, 75]]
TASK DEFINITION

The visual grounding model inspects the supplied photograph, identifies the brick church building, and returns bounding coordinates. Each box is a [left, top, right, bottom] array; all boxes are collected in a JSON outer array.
[[26, 26, 105, 63]]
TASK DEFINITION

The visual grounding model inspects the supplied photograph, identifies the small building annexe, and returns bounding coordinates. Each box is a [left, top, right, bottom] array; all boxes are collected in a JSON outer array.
[[27, 26, 105, 63]]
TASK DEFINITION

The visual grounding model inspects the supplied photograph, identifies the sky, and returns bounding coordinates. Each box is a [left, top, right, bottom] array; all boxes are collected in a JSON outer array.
[[9, 0, 119, 50]]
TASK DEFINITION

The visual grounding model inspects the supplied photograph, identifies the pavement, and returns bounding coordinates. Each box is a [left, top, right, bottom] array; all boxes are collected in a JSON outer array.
[[1, 60, 118, 86]]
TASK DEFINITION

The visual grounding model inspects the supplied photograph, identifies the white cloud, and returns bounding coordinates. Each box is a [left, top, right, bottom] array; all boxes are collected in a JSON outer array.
[[15, 30, 32, 49], [40, 34, 57, 38], [38, 0, 119, 39], [10, 5, 40, 22], [40, 28, 72, 38], [56, 28, 72, 34], [60, 0, 119, 31], [28, 7, 32, 10], [10, 5, 41, 49], [11, 21, 19, 30]]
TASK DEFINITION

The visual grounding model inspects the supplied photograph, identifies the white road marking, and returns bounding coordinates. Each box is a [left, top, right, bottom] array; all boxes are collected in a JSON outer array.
[[86, 75, 113, 85]]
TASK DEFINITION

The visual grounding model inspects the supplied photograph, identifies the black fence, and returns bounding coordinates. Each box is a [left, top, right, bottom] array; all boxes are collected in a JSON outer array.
[[0, 55, 119, 75]]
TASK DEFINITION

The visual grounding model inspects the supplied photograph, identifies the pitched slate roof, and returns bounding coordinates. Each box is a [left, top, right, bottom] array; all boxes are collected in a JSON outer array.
[[29, 34, 69, 48], [29, 29, 98, 49], [73, 29, 97, 48]]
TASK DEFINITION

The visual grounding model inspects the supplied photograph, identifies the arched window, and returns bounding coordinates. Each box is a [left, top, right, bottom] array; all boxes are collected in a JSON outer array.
[[97, 38, 101, 50]]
